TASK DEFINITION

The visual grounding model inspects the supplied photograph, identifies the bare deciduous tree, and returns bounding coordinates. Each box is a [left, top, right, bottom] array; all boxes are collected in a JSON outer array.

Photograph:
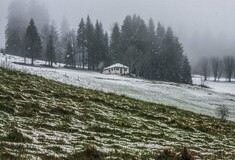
[[223, 56, 234, 82], [211, 56, 219, 81], [217, 58, 224, 81], [216, 105, 229, 120], [200, 57, 209, 81]]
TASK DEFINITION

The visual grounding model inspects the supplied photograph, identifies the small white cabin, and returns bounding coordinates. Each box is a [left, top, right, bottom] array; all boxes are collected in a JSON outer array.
[[103, 63, 129, 75]]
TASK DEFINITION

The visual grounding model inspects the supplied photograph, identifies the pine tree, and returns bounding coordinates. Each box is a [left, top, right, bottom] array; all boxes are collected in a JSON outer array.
[[94, 21, 106, 69], [158, 27, 183, 82], [120, 15, 148, 76], [104, 32, 110, 67], [120, 15, 133, 63], [110, 23, 121, 64], [135, 18, 148, 78], [155, 22, 166, 79], [77, 18, 87, 69], [65, 30, 78, 65], [45, 35, 56, 66], [41, 24, 59, 61], [85, 16, 95, 69], [5, 0, 28, 55], [146, 18, 157, 79], [180, 55, 192, 84], [65, 41, 75, 67], [24, 19, 42, 65], [59, 17, 70, 63], [5, 29, 22, 55]]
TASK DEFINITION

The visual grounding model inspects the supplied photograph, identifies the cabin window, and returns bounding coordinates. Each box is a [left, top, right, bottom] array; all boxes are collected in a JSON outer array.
[[124, 69, 127, 71]]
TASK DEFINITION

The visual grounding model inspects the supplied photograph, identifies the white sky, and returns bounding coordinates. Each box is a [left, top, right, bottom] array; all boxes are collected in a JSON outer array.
[[1, 0, 235, 61]]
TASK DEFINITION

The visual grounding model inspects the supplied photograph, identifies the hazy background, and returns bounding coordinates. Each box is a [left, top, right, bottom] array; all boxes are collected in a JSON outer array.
[[1, 0, 235, 66]]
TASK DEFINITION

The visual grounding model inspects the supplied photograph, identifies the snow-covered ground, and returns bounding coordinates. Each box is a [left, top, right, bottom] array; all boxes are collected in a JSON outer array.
[[193, 75, 235, 95], [1, 53, 235, 121]]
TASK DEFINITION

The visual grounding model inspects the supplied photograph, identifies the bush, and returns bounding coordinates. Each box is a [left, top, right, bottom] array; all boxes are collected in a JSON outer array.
[[156, 148, 178, 160], [67, 145, 106, 160], [216, 105, 230, 120], [156, 146, 194, 160], [0, 61, 12, 69], [4, 128, 32, 143], [180, 146, 193, 160]]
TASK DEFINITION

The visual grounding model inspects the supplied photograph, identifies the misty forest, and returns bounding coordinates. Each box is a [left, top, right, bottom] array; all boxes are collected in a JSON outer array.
[[0, 0, 235, 160]]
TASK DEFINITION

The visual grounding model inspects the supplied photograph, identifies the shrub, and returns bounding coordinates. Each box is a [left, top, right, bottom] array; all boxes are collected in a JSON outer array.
[[156, 146, 194, 160], [67, 145, 106, 160], [155, 148, 178, 160], [4, 128, 32, 143], [180, 146, 193, 160], [216, 105, 230, 120]]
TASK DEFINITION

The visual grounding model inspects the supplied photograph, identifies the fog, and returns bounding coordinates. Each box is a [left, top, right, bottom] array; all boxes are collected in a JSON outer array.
[[1, 0, 235, 66]]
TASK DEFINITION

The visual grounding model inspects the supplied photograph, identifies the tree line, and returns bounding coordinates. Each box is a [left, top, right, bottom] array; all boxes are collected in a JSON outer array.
[[4, 0, 192, 84], [199, 56, 235, 82], [108, 15, 192, 84]]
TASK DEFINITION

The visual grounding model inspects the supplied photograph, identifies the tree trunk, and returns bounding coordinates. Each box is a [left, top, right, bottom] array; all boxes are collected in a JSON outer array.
[[82, 51, 85, 69]]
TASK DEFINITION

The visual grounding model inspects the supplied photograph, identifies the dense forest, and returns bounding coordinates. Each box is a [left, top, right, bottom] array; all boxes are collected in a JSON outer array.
[[4, 0, 192, 84]]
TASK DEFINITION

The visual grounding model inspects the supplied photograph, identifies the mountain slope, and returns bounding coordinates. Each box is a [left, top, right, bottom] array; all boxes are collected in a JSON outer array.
[[0, 67, 235, 159]]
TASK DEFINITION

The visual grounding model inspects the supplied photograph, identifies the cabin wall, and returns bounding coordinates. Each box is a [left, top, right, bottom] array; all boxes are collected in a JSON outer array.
[[103, 67, 129, 75]]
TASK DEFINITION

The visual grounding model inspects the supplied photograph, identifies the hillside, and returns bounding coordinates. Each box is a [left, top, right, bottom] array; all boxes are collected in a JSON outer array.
[[0, 67, 235, 159], [1, 53, 235, 122]]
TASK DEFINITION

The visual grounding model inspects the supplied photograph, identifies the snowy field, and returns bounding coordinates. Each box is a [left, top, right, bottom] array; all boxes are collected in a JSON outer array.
[[1, 53, 235, 121], [193, 75, 235, 95]]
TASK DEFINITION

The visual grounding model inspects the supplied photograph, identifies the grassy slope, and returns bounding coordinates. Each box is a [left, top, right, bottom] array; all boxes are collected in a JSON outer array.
[[0, 67, 235, 160]]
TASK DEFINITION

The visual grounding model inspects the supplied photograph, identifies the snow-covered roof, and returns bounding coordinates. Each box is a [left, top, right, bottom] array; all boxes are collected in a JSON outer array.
[[103, 63, 129, 70]]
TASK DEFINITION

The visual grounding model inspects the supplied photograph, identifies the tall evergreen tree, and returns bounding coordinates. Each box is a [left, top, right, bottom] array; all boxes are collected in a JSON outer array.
[[155, 22, 166, 79], [41, 24, 59, 61], [158, 27, 183, 82], [59, 17, 70, 63], [65, 30, 78, 63], [146, 18, 157, 79], [120, 15, 148, 76], [110, 23, 121, 64], [45, 35, 56, 66], [5, 0, 28, 55], [24, 19, 42, 65], [180, 55, 192, 84], [5, 29, 21, 55], [104, 32, 110, 67], [85, 16, 95, 69], [77, 18, 87, 69], [120, 15, 133, 62], [65, 41, 75, 67], [135, 18, 148, 77], [94, 21, 106, 69]]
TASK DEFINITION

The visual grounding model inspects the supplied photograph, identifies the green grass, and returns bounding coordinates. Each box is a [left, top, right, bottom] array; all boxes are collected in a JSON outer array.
[[0, 67, 235, 159]]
